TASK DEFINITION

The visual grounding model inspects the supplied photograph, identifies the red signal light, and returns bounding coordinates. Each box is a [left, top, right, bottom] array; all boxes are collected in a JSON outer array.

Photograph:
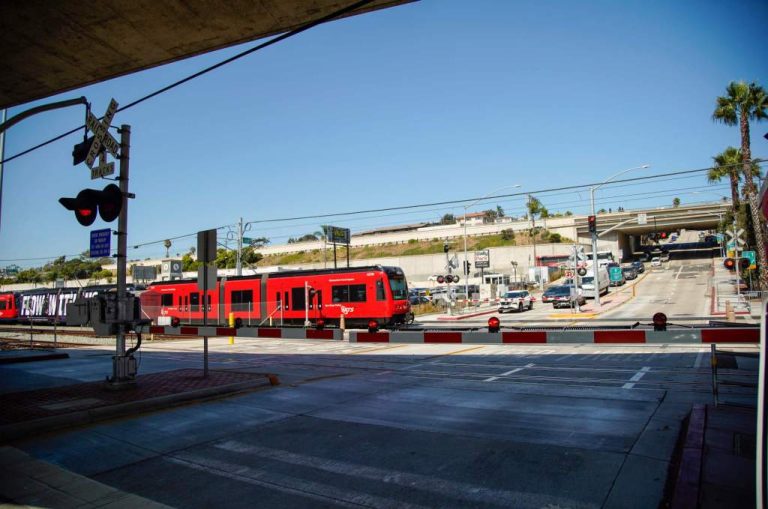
[[724, 258, 735, 270], [59, 184, 122, 226], [316, 319, 325, 330], [652, 312, 667, 331], [488, 316, 500, 333], [367, 320, 379, 333]]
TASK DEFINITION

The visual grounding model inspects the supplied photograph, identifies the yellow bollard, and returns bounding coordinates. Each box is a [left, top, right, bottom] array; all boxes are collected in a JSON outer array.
[[228, 312, 235, 345]]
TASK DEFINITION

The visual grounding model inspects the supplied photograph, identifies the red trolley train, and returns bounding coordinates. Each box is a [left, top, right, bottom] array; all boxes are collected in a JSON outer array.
[[139, 265, 411, 328]]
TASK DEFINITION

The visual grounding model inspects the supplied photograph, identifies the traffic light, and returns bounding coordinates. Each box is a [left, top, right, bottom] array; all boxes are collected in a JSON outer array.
[[72, 136, 95, 166], [59, 184, 123, 226], [739, 258, 750, 270], [436, 274, 460, 284], [443, 242, 450, 253], [724, 258, 735, 270], [588, 215, 596, 233], [463, 260, 471, 275], [660, 232, 667, 239]]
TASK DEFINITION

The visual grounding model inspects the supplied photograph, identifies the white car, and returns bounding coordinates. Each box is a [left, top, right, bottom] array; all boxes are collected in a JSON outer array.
[[651, 257, 662, 267], [498, 291, 533, 313]]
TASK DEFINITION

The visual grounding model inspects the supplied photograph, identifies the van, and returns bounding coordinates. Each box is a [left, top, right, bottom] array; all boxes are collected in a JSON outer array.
[[579, 267, 609, 297]]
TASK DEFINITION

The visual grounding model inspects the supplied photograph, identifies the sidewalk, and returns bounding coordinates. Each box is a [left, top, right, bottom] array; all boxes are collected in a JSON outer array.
[[0, 350, 276, 443], [671, 404, 756, 508]]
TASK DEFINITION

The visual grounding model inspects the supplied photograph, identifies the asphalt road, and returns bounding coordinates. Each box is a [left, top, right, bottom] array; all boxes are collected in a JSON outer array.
[[6, 336, 759, 509]]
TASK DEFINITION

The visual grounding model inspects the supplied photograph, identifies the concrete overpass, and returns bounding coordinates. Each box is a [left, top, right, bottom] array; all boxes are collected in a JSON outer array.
[[0, 0, 414, 109], [573, 202, 730, 258]]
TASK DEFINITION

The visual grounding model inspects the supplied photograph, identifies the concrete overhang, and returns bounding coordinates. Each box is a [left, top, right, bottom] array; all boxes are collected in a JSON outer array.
[[0, 0, 414, 109]]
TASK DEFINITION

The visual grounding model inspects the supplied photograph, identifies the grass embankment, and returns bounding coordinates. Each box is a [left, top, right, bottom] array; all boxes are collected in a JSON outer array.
[[260, 230, 570, 267]]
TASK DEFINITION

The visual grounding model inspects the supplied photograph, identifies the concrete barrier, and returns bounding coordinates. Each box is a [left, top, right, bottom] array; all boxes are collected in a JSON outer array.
[[142, 325, 342, 341], [348, 327, 759, 344]]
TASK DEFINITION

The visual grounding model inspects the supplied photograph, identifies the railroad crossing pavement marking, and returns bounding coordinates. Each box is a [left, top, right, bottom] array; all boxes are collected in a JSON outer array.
[[350, 344, 409, 355], [422, 345, 486, 361], [484, 362, 535, 382], [622, 366, 651, 389]]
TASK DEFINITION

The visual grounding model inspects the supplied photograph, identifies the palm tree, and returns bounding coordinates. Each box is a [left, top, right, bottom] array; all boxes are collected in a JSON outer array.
[[713, 81, 768, 287], [708, 147, 742, 212], [163, 239, 172, 258]]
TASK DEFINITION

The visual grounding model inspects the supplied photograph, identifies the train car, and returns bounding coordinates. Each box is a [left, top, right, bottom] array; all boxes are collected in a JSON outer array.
[[0, 292, 19, 322], [0, 284, 135, 324], [139, 265, 411, 328]]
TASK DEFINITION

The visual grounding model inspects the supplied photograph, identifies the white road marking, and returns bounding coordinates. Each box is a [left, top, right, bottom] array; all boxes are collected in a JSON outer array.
[[484, 363, 534, 382], [675, 266, 684, 280], [693, 350, 706, 369], [212, 441, 586, 509], [622, 366, 650, 389], [168, 455, 427, 509]]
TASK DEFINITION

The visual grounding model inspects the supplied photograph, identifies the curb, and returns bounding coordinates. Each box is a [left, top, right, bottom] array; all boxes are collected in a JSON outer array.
[[0, 376, 275, 443], [670, 404, 706, 509], [436, 308, 497, 321]]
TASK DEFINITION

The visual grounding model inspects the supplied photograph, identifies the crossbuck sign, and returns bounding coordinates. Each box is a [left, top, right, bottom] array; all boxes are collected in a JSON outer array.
[[85, 99, 120, 178]]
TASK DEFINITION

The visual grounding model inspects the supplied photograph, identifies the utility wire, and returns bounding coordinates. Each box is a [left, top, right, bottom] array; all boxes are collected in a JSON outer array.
[[0, 0, 377, 165]]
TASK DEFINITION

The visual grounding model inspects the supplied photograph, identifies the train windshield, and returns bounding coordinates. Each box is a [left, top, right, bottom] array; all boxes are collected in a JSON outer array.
[[389, 277, 408, 300]]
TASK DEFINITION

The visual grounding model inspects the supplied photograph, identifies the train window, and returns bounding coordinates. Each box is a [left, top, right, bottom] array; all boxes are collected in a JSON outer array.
[[350, 284, 366, 302], [376, 280, 386, 301], [332, 285, 367, 303], [0, 301, 6, 310], [285, 292, 289, 311], [275, 293, 281, 310], [161, 294, 173, 307], [190, 293, 199, 312], [317, 290, 323, 309], [231, 290, 253, 312], [332, 285, 349, 303], [389, 277, 408, 300], [291, 287, 305, 311]]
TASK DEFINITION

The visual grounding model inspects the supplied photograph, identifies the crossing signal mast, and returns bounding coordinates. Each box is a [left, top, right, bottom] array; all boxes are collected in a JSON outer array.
[[61, 98, 141, 388]]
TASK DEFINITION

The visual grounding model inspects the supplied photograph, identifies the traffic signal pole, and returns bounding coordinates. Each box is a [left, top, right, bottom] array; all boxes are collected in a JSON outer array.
[[111, 124, 132, 387], [590, 187, 601, 306]]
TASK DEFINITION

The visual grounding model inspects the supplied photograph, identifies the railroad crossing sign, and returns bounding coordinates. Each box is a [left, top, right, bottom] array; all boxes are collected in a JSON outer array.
[[84, 99, 120, 177], [725, 228, 746, 251], [565, 270, 574, 278]]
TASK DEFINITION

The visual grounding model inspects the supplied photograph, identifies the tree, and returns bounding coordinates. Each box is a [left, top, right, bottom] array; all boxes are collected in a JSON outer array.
[[672, 197, 681, 208], [440, 213, 455, 225], [163, 239, 172, 258], [708, 147, 742, 212], [482, 209, 498, 223], [713, 80, 768, 287], [496, 205, 505, 218]]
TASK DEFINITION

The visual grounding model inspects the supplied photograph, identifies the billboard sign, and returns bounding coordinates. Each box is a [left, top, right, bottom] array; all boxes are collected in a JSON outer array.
[[326, 226, 350, 244], [474, 250, 490, 269]]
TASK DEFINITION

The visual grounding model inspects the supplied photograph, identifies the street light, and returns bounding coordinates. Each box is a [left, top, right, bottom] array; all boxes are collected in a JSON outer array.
[[463, 185, 522, 302], [590, 165, 650, 306]]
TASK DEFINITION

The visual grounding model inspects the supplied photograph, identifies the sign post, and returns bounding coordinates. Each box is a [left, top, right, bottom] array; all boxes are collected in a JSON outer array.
[[197, 229, 217, 378]]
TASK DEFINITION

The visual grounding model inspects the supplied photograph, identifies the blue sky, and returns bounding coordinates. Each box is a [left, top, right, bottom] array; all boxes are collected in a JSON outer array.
[[1, 0, 767, 265]]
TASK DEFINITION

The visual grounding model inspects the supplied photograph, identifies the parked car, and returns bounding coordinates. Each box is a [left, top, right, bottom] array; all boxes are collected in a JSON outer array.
[[621, 267, 638, 280], [498, 291, 533, 313], [651, 257, 662, 267], [541, 286, 563, 303], [409, 295, 430, 305], [548, 285, 586, 309], [630, 261, 645, 273]]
